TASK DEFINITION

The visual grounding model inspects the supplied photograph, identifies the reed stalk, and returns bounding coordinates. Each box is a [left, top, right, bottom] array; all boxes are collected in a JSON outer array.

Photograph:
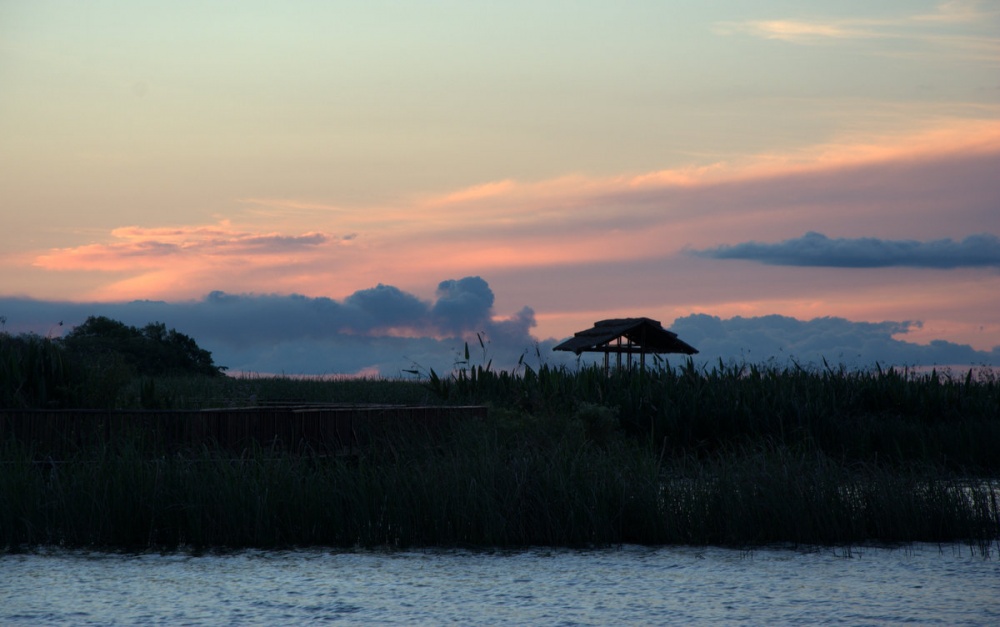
[[2, 427, 997, 552], [3, 362, 999, 552]]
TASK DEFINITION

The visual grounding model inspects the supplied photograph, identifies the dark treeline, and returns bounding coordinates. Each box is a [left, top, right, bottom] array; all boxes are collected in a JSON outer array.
[[0, 316, 224, 409]]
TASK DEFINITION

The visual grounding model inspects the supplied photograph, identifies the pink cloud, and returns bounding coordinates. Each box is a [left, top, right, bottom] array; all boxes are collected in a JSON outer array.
[[35, 223, 336, 268], [19, 118, 1000, 350], [31, 221, 347, 300]]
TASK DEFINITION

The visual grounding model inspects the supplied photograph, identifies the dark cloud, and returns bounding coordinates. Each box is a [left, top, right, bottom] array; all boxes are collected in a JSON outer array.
[[343, 284, 430, 332], [691, 232, 1000, 268], [667, 314, 999, 369], [0, 277, 546, 376], [2, 281, 997, 375], [431, 276, 495, 332]]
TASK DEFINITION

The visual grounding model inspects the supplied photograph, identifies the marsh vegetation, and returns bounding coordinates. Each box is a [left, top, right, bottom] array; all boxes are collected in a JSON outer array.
[[2, 324, 998, 551]]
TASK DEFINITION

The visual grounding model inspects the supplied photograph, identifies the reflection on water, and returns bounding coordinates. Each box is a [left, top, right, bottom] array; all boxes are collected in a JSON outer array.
[[2, 544, 998, 625]]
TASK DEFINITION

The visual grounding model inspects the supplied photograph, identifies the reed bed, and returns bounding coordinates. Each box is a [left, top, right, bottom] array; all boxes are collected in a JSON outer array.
[[100, 363, 1000, 473], [2, 360, 999, 552], [1, 418, 997, 552], [107, 373, 440, 410], [432, 361, 1000, 472]]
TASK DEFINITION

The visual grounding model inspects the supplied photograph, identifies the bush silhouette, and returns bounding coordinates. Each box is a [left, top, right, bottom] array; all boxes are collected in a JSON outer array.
[[61, 316, 224, 378]]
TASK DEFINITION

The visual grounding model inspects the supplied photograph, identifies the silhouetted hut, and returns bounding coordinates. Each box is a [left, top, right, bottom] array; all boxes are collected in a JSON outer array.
[[553, 317, 698, 373]]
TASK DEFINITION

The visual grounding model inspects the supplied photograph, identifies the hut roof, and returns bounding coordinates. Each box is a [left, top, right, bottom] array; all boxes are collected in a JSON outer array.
[[552, 317, 698, 356]]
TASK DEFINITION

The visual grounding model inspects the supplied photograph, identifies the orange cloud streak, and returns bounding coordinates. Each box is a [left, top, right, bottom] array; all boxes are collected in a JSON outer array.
[[24, 117, 1000, 313]]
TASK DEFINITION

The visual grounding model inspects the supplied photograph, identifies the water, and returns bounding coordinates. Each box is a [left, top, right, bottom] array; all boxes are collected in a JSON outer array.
[[2, 544, 998, 625]]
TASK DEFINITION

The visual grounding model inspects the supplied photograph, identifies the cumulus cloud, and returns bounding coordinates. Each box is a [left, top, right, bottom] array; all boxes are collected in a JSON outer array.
[[691, 232, 1000, 269], [342, 284, 430, 333], [3, 282, 998, 375], [431, 277, 495, 332], [0, 277, 548, 376], [669, 313, 999, 370]]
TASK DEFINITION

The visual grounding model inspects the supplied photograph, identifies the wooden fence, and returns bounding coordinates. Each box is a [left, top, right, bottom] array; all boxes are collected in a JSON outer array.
[[0, 405, 487, 457]]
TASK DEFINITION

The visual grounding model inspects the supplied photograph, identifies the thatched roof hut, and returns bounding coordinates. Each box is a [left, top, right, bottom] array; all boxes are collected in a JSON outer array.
[[553, 317, 697, 372]]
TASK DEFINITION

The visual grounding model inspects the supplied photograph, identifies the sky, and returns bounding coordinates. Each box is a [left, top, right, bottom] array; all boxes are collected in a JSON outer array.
[[1, 1, 999, 376]]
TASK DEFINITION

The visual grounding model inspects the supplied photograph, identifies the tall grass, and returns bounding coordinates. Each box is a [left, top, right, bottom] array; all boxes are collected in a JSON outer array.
[[3, 359, 999, 551], [100, 372, 443, 409], [0, 333, 71, 408], [8, 350, 997, 471], [2, 418, 997, 552], [428, 361, 1000, 472]]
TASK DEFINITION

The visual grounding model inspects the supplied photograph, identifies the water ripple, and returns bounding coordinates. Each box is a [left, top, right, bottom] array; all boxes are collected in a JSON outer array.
[[1, 544, 998, 625]]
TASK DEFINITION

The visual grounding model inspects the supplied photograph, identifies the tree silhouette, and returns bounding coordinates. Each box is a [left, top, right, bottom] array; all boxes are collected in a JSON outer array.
[[62, 316, 224, 377]]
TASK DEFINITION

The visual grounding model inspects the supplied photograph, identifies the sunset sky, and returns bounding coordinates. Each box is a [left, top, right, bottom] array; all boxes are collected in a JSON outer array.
[[2, 1, 999, 375]]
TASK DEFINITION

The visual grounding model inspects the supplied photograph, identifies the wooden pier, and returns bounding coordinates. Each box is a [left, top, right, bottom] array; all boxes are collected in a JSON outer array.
[[0, 404, 487, 457]]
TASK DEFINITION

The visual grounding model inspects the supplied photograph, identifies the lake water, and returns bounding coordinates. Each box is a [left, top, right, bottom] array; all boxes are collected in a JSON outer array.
[[2, 544, 998, 625]]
